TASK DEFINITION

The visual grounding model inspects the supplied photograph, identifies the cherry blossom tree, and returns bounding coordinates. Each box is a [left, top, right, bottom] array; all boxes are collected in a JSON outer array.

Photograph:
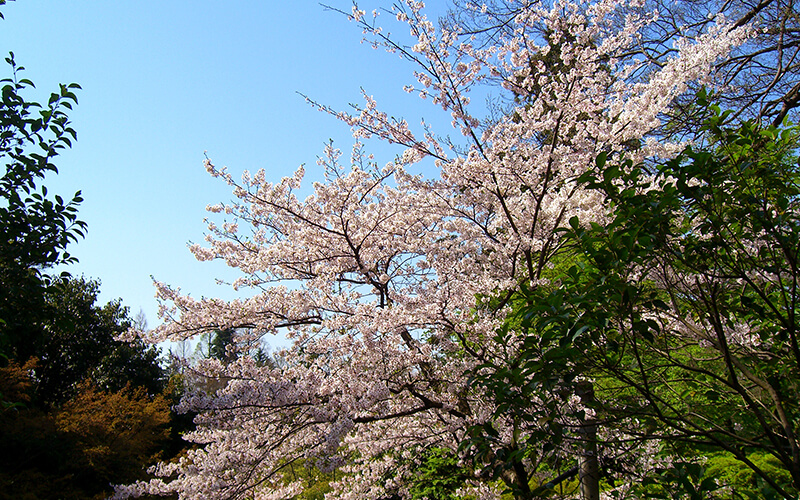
[[115, 0, 755, 498]]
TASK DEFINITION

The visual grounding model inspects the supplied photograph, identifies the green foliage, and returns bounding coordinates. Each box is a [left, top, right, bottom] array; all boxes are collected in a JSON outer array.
[[209, 327, 237, 363], [31, 277, 166, 406], [0, 51, 84, 269], [705, 451, 797, 499], [281, 458, 336, 500], [469, 101, 800, 498], [0, 52, 84, 359], [637, 460, 721, 500], [572, 107, 800, 495], [91, 337, 165, 396], [631, 452, 798, 499], [408, 447, 472, 500]]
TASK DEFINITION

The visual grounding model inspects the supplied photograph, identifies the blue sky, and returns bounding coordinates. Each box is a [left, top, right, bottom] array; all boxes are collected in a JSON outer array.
[[0, 1, 454, 349]]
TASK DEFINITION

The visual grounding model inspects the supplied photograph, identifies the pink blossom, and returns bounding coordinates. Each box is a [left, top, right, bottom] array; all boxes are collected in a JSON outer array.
[[118, 0, 751, 497]]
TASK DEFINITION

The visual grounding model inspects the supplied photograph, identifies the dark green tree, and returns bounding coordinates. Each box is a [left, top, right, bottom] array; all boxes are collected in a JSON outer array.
[[0, 51, 84, 360], [33, 277, 166, 406], [0, 34, 164, 405], [209, 327, 237, 363]]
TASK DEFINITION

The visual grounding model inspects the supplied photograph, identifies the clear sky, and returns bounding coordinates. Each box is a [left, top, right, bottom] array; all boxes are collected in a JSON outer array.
[[0, 1, 455, 350]]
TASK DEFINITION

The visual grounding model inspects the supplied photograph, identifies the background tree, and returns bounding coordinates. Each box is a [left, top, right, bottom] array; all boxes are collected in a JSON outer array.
[[0, 363, 172, 500], [28, 277, 166, 406], [55, 382, 172, 495]]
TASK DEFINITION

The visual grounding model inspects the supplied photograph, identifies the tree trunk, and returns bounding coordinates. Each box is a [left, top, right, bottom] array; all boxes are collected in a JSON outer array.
[[576, 381, 600, 500]]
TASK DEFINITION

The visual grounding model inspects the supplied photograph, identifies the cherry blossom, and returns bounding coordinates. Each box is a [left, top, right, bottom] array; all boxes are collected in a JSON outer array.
[[116, 0, 751, 497]]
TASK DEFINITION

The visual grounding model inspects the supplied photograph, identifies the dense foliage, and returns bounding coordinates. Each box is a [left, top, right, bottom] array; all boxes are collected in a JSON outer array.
[[0, 361, 172, 499], [0, 51, 84, 361], [477, 104, 800, 498]]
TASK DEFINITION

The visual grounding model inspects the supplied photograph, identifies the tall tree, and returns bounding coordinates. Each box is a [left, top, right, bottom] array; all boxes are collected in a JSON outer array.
[[0, 52, 84, 360], [116, 1, 761, 498], [0, 45, 164, 404]]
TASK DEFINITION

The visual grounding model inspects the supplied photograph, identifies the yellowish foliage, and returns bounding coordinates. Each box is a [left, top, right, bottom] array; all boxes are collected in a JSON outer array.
[[55, 382, 171, 483], [0, 358, 37, 409]]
